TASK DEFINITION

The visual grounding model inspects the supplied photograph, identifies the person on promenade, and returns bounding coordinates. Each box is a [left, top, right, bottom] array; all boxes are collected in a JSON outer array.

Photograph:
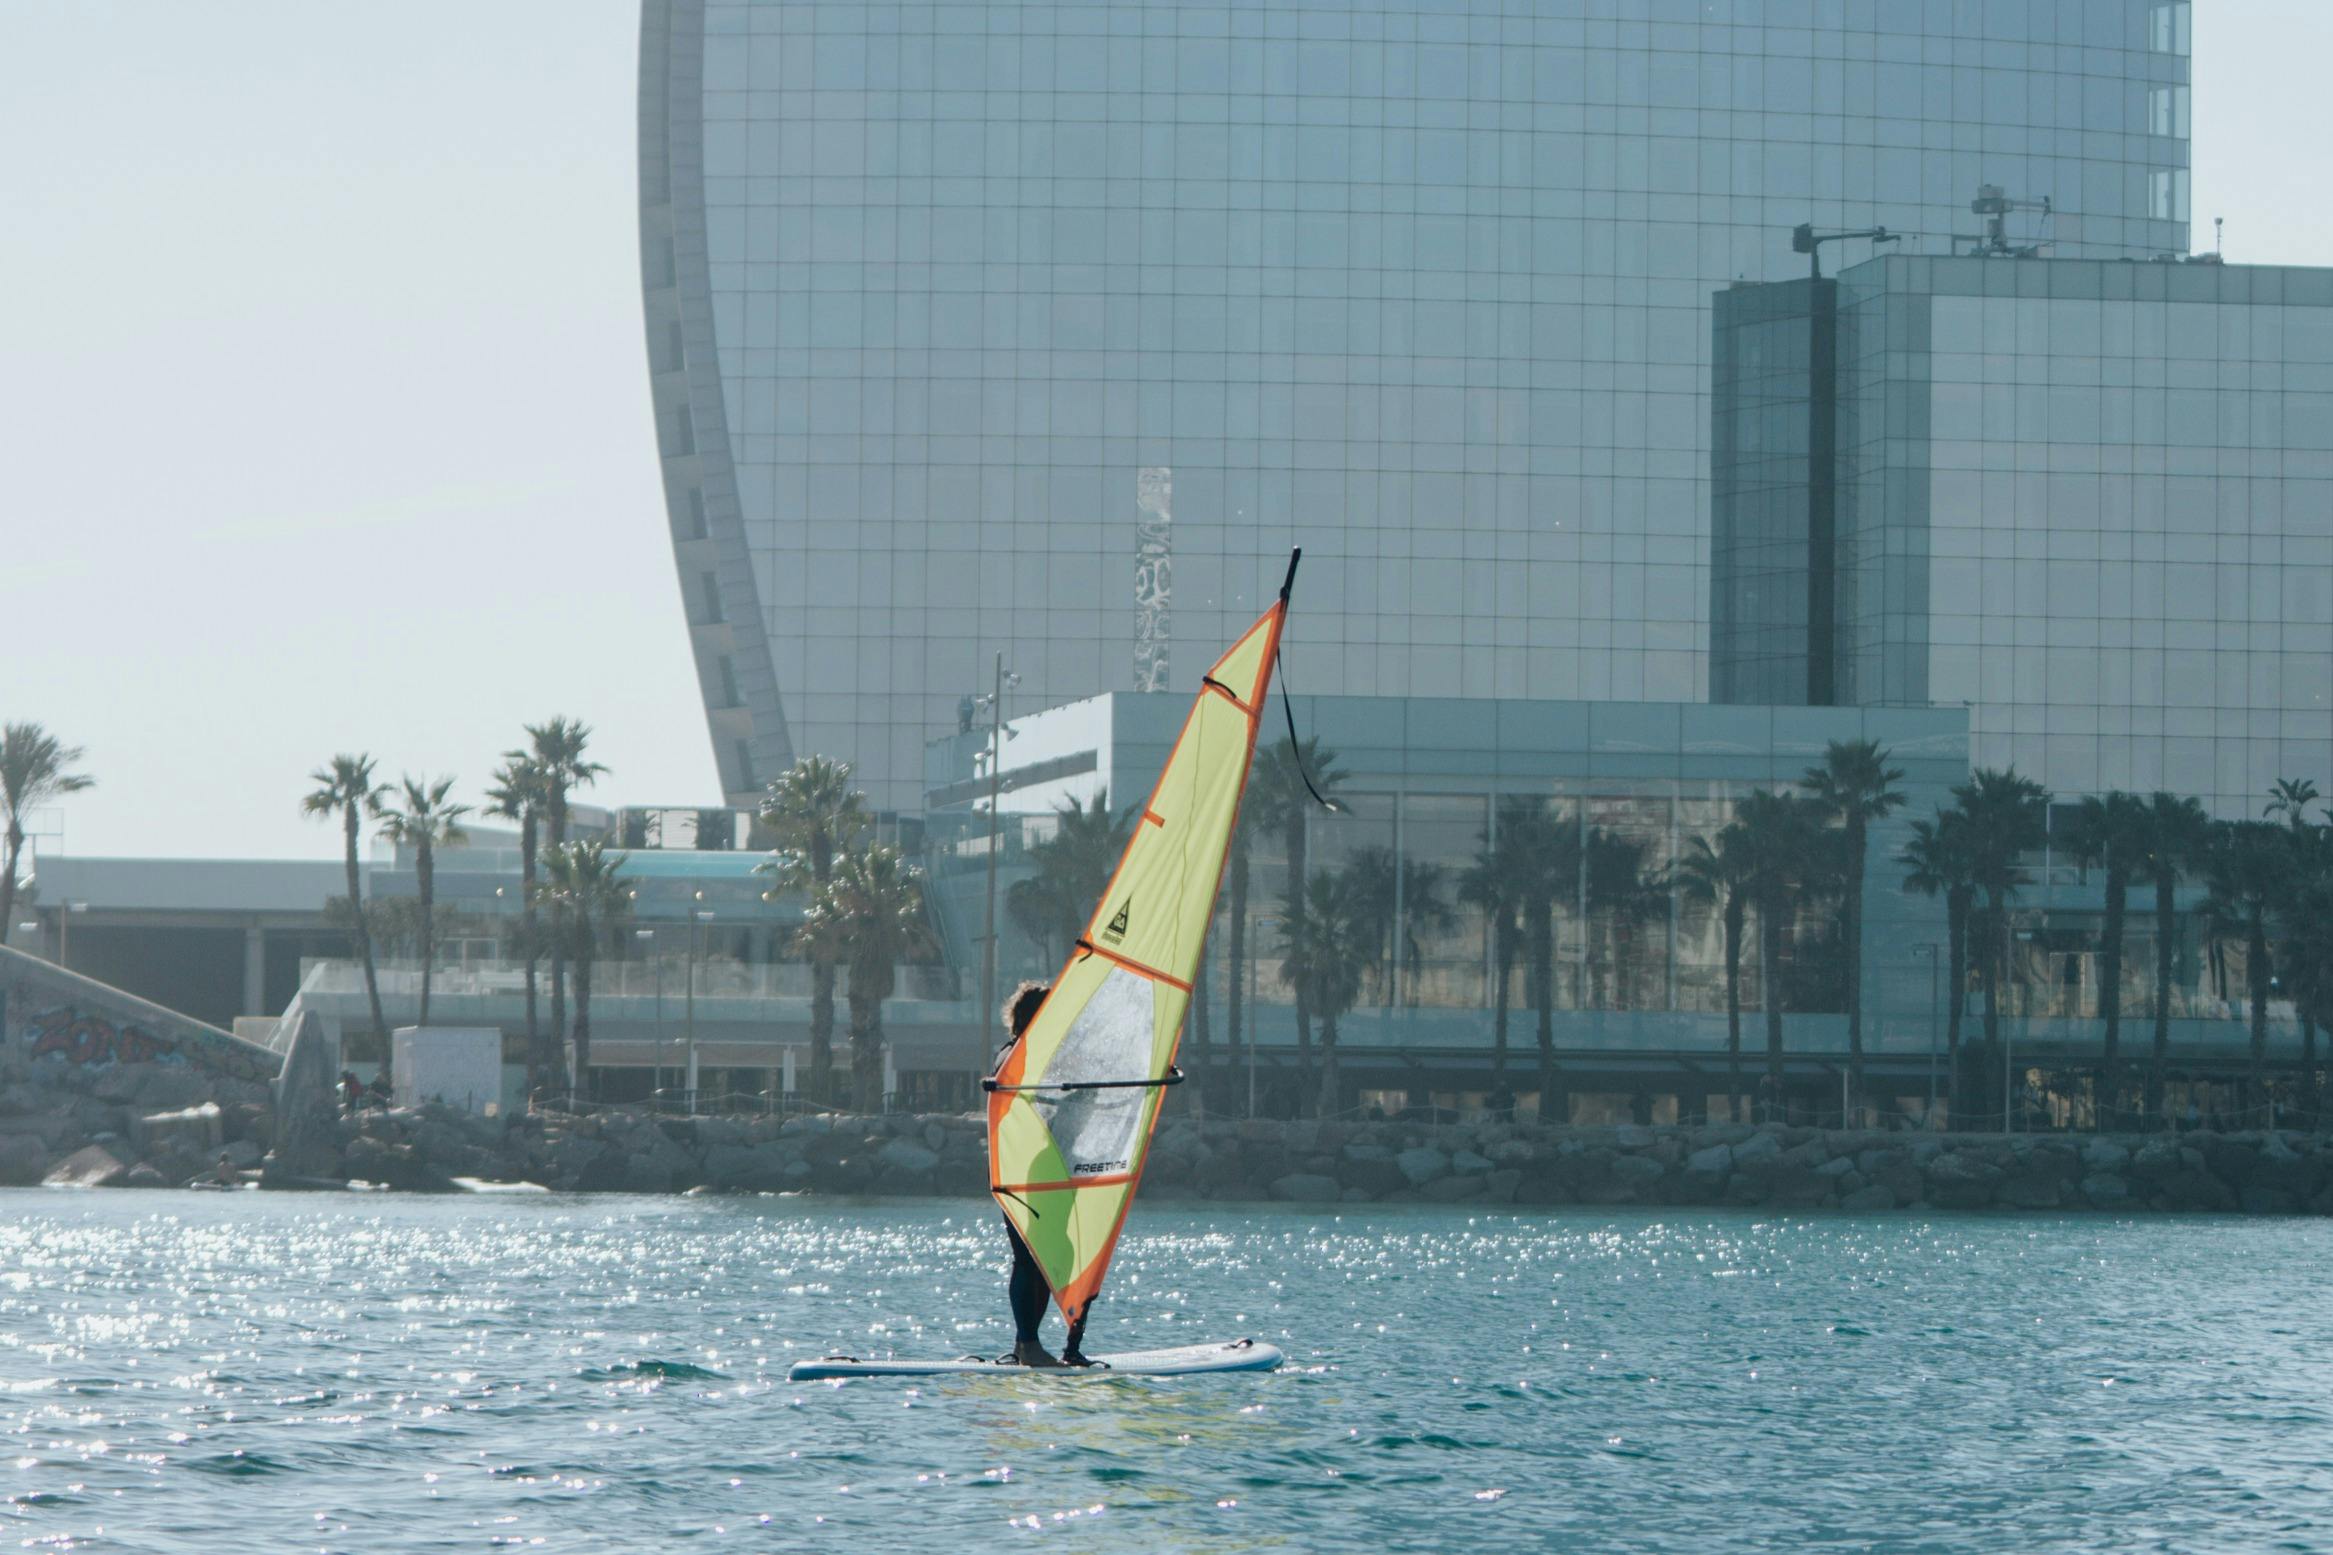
[[988, 980, 1091, 1368]]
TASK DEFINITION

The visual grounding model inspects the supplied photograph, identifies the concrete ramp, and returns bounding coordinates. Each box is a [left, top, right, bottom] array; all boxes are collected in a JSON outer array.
[[0, 943, 282, 1087]]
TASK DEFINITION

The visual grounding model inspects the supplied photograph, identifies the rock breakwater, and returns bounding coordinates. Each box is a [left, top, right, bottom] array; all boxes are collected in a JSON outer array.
[[9, 1062, 2331, 1215]]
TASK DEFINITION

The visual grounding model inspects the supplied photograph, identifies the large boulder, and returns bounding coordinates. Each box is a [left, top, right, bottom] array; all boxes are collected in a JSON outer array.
[[1839, 1182, 1897, 1212], [2082, 1140, 2131, 1172], [1395, 1147, 1450, 1188], [1421, 1174, 1486, 1203], [1449, 1150, 1494, 1177], [1685, 1142, 1734, 1178], [0, 1133, 48, 1186], [44, 1144, 127, 1189], [1731, 1131, 1783, 1169], [2080, 1172, 2131, 1208], [1924, 1151, 2003, 1209], [1269, 1173, 1341, 1203]]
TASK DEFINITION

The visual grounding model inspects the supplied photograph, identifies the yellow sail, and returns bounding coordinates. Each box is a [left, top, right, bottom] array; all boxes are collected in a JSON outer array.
[[986, 557, 1295, 1329]]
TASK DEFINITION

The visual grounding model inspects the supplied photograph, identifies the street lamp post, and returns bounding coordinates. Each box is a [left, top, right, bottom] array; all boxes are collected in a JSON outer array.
[[633, 925, 660, 1102], [1914, 943, 1942, 1127], [687, 890, 711, 1115]]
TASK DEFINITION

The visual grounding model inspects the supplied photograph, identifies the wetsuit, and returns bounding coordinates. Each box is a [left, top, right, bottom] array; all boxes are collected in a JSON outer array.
[[994, 1026, 1089, 1363]]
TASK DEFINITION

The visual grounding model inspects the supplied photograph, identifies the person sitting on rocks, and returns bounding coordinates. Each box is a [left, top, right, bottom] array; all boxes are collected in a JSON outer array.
[[338, 1070, 364, 1113], [366, 1071, 393, 1109], [988, 980, 1090, 1369]]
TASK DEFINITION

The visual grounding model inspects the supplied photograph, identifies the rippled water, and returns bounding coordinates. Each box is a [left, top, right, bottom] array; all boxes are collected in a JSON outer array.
[[4, 1190, 2332, 1553]]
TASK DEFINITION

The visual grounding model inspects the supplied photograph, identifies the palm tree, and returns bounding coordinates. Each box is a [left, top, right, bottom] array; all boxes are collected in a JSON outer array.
[[1735, 788, 1815, 1111], [2266, 777, 2320, 835], [373, 777, 471, 1028], [2060, 791, 2148, 1120], [2202, 820, 2293, 1119], [1583, 827, 1663, 1011], [1483, 795, 1573, 1119], [1950, 768, 2049, 1126], [756, 755, 870, 1104], [0, 723, 95, 952], [2133, 792, 2212, 1126], [1224, 811, 1254, 1114], [1803, 740, 1906, 1118], [484, 755, 550, 1101], [1676, 825, 1755, 1116], [1244, 737, 1345, 1090], [794, 843, 933, 1109], [526, 718, 608, 1097], [2280, 867, 2333, 1129], [301, 754, 389, 1051], [1900, 810, 1979, 1121], [1346, 845, 1455, 1008], [1278, 868, 1377, 1117], [1460, 825, 1531, 1088], [1005, 790, 1134, 959], [536, 839, 631, 1098]]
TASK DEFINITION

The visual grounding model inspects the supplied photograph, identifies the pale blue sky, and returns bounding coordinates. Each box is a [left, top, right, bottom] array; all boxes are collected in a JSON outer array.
[[4, 3, 2328, 861]]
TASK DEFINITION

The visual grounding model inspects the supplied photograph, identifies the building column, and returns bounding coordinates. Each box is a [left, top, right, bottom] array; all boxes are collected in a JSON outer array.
[[242, 926, 266, 1018]]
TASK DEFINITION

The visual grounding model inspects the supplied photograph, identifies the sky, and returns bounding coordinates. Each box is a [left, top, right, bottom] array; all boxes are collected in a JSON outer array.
[[4, 2, 2330, 863]]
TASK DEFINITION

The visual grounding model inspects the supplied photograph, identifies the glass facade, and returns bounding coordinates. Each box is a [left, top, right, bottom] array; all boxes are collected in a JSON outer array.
[[1825, 256, 2333, 818], [925, 694, 1972, 1063], [642, 0, 2192, 809]]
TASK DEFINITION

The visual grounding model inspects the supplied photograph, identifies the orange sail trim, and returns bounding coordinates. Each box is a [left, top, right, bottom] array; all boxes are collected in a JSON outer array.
[[986, 557, 1296, 1330]]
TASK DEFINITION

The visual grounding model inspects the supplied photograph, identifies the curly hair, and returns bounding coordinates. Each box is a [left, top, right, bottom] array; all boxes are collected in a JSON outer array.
[[1004, 980, 1051, 1038]]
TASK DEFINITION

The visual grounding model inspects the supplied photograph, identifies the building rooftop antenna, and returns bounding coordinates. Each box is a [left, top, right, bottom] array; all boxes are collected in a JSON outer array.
[[1964, 184, 2053, 257]]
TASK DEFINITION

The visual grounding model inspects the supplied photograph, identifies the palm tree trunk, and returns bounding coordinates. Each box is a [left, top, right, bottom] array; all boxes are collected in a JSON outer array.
[[1490, 924, 1513, 1084], [1724, 905, 1744, 1119], [1981, 890, 2006, 1125], [573, 951, 593, 1097], [1226, 844, 1248, 1116], [1531, 899, 1558, 1124], [2099, 868, 2125, 1125], [0, 824, 22, 949], [343, 806, 389, 1050], [1315, 1013, 1339, 1118], [850, 990, 883, 1112], [1190, 939, 1212, 1118], [1843, 825, 1866, 1123], [548, 797, 568, 1094], [1285, 822, 1312, 1090], [2304, 1015, 2321, 1131], [520, 814, 540, 1104], [417, 842, 435, 1027], [1946, 890, 1967, 1125], [810, 959, 836, 1106], [1761, 896, 1785, 1110], [2150, 875, 2175, 1128], [2249, 915, 2269, 1122]]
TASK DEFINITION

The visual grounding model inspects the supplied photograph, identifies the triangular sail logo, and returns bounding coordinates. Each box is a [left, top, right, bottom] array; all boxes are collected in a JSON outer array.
[[1101, 897, 1131, 944]]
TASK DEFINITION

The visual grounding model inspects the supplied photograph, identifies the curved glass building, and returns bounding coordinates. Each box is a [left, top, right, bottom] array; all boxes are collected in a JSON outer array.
[[640, 0, 2192, 809]]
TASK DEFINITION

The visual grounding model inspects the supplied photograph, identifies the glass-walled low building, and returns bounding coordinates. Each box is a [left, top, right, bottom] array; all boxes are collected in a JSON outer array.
[[929, 693, 1975, 1118]]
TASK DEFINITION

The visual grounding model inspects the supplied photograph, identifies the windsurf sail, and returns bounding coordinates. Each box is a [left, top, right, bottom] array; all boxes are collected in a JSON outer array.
[[986, 550, 1301, 1332]]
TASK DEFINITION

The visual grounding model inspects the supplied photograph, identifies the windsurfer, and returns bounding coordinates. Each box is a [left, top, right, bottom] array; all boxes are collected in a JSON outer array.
[[993, 980, 1093, 1368]]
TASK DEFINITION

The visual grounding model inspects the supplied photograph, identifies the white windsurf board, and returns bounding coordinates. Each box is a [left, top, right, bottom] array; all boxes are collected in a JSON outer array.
[[788, 1338, 1280, 1381]]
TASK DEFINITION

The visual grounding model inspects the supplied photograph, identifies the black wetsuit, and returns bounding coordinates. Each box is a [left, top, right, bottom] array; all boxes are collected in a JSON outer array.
[[995, 1031, 1088, 1361]]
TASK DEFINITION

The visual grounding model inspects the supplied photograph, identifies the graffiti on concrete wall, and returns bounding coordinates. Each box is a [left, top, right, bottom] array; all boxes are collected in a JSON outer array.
[[3, 981, 278, 1085], [25, 1004, 183, 1067]]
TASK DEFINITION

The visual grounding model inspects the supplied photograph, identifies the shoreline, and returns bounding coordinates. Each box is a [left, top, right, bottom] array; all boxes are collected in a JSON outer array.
[[12, 1067, 2330, 1214]]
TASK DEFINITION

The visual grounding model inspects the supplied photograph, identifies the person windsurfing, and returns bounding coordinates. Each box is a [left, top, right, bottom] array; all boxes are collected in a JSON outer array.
[[991, 979, 1091, 1368]]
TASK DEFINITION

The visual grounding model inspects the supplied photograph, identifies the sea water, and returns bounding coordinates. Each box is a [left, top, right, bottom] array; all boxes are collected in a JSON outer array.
[[3, 1189, 2330, 1553]]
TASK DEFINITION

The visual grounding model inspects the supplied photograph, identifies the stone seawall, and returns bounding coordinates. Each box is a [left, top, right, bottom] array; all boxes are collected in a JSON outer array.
[[12, 1085, 2325, 1214]]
